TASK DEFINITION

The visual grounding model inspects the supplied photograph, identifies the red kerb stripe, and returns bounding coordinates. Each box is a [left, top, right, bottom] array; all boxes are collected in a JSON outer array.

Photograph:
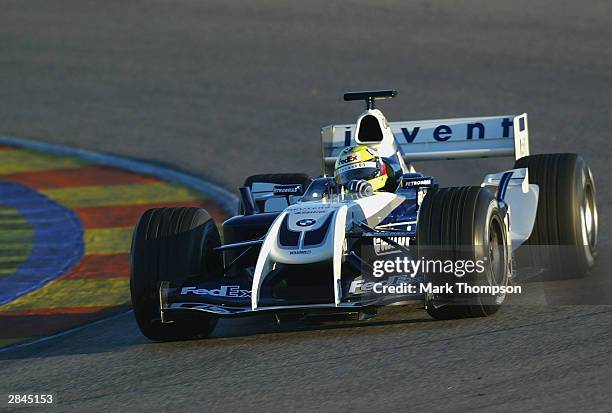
[[2, 165, 159, 189]]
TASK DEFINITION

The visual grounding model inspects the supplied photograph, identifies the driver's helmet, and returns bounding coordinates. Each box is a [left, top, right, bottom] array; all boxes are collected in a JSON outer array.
[[334, 145, 388, 191]]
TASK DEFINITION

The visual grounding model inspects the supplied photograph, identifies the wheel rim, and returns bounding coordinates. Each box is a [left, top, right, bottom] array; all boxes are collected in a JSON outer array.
[[581, 181, 598, 250], [488, 216, 506, 287]]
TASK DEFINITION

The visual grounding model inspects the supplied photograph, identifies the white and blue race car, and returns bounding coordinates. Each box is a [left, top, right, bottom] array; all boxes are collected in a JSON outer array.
[[130, 90, 598, 341]]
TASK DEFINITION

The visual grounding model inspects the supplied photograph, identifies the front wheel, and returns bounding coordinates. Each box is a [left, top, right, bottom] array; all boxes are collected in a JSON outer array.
[[417, 186, 511, 320], [130, 207, 221, 341]]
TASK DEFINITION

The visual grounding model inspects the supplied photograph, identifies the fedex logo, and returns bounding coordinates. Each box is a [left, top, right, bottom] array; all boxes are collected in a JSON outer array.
[[338, 154, 359, 164], [181, 285, 251, 298]]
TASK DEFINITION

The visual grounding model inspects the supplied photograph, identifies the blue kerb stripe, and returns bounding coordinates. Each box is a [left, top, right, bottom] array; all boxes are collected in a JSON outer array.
[[0, 182, 84, 305]]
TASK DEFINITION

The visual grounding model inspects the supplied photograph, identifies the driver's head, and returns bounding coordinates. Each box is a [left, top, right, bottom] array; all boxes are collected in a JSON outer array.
[[334, 145, 388, 191]]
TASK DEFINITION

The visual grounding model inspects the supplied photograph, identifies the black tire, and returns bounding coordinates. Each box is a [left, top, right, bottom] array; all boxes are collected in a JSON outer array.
[[417, 186, 510, 320], [514, 154, 597, 278], [130, 207, 222, 341]]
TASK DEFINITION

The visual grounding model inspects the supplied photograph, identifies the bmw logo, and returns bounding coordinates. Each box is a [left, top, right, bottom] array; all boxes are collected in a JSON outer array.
[[296, 218, 317, 227]]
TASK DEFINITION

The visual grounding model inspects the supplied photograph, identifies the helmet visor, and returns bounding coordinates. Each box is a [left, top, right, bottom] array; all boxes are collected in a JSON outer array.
[[335, 161, 380, 186]]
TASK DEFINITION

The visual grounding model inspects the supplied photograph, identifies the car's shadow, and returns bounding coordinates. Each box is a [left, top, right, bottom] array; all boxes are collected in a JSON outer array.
[[210, 306, 434, 339], [0, 306, 437, 361]]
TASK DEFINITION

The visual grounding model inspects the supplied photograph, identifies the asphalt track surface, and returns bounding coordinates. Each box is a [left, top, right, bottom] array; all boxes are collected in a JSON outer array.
[[1, 1, 611, 412]]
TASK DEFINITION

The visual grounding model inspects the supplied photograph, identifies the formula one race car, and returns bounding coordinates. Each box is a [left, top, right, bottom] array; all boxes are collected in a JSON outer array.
[[130, 90, 598, 341]]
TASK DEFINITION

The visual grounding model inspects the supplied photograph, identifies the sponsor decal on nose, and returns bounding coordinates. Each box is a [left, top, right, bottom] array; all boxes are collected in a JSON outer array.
[[296, 218, 317, 227]]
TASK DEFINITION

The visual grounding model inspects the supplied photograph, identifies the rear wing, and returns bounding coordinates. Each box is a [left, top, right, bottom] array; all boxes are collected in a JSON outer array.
[[321, 113, 529, 167]]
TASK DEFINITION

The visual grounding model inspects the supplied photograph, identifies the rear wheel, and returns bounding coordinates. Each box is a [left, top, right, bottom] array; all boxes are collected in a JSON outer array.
[[130, 207, 221, 341], [514, 154, 597, 278], [417, 186, 510, 319]]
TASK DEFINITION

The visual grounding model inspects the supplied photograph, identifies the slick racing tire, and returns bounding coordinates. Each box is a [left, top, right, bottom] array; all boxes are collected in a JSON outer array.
[[130, 207, 222, 341], [417, 186, 510, 320], [514, 154, 597, 279]]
